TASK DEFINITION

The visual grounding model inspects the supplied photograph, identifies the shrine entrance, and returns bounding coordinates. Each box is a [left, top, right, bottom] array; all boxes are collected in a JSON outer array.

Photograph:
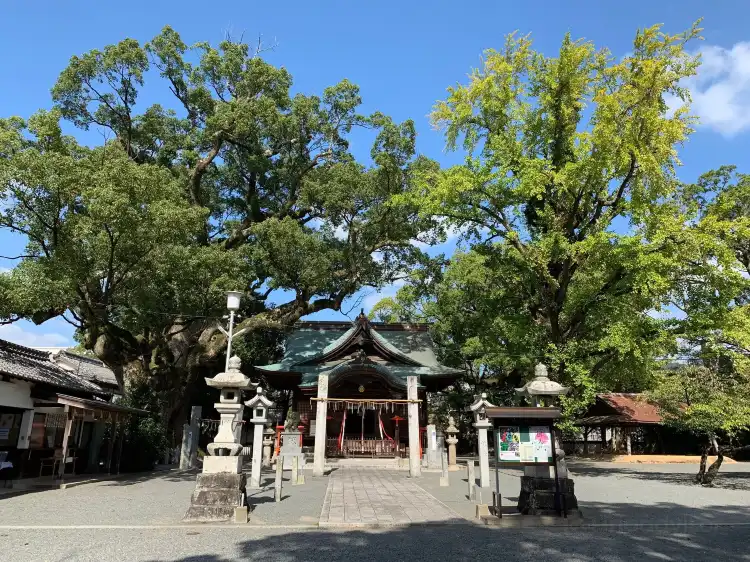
[[320, 398, 413, 458], [254, 313, 464, 477]]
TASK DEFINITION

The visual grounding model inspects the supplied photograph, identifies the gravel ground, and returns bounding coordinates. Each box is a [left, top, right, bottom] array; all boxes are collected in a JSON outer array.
[[421, 461, 750, 524], [2, 462, 750, 560], [2, 524, 749, 561], [0, 467, 328, 526]]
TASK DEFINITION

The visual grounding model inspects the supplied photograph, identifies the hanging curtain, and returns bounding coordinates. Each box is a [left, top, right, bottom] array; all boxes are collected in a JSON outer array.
[[338, 408, 347, 450]]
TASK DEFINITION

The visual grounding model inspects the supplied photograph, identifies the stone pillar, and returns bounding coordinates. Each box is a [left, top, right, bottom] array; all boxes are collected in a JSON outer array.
[[180, 423, 193, 470], [467, 460, 476, 500], [475, 419, 491, 488], [313, 374, 328, 476], [189, 406, 202, 469], [425, 423, 438, 468], [249, 421, 264, 488], [407, 376, 421, 478], [274, 459, 283, 502], [439, 450, 449, 486]]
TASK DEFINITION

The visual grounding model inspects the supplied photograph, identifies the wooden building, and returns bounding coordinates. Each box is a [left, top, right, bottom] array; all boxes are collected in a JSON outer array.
[[0, 338, 145, 484], [254, 313, 462, 465], [575, 393, 663, 455]]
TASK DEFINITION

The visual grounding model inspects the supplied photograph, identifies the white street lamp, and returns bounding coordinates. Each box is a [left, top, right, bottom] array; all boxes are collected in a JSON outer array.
[[217, 290, 248, 371], [226, 291, 242, 311]]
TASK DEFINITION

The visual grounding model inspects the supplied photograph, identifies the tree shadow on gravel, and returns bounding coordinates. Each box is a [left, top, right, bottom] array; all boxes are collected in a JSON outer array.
[[142, 511, 750, 562]]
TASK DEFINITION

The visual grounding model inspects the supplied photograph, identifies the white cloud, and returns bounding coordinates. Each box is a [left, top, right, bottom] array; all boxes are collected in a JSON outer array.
[[679, 42, 750, 136], [0, 323, 73, 348]]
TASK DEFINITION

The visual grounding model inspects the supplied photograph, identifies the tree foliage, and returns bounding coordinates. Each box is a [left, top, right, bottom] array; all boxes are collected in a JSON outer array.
[[0, 28, 434, 431], [387, 23, 704, 419], [648, 167, 750, 479]]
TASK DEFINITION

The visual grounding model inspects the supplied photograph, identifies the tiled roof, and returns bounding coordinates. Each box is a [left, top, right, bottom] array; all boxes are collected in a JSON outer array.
[[53, 350, 119, 389], [577, 393, 662, 426], [257, 320, 459, 375], [0, 339, 106, 395]]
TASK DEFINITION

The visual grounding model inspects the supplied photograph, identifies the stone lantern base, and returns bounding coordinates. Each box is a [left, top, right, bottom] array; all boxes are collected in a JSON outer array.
[[183, 473, 247, 522], [517, 476, 579, 516]]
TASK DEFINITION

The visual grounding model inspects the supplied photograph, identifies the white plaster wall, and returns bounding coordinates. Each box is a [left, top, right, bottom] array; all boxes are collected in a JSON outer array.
[[0, 379, 34, 409]]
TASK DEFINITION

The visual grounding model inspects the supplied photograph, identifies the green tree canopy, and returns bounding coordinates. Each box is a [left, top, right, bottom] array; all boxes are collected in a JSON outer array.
[[387, 23, 705, 417], [0, 27, 434, 430]]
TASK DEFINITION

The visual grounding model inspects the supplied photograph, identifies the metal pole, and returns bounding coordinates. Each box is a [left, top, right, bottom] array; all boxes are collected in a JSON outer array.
[[494, 426, 501, 517], [225, 310, 235, 371]]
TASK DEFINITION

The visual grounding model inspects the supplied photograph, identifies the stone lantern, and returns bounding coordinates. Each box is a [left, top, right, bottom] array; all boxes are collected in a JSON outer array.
[[245, 386, 274, 489], [466, 393, 496, 488], [203, 355, 255, 472], [445, 415, 459, 469], [515, 363, 570, 407], [516, 362, 569, 478], [184, 355, 255, 522], [514, 362, 579, 515]]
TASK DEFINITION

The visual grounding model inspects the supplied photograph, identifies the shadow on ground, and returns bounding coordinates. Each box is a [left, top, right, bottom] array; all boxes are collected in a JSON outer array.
[[570, 464, 750, 491], [0, 468, 197, 499], [140, 510, 749, 562]]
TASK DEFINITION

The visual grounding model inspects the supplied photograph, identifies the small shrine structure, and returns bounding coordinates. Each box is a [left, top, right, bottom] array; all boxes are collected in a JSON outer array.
[[254, 312, 463, 477]]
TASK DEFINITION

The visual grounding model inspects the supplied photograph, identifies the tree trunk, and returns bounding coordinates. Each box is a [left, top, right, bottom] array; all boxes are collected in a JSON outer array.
[[702, 451, 724, 486], [695, 443, 709, 484], [710, 434, 719, 455]]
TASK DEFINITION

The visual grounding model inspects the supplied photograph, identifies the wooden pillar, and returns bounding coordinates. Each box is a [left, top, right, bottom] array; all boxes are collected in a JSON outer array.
[[583, 427, 589, 456], [57, 408, 74, 480], [313, 375, 328, 476], [106, 419, 118, 474], [115, 418, 125, 474], [626, 428, 632, 456]]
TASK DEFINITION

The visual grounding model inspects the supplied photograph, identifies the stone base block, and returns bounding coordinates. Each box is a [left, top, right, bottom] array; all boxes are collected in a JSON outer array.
[[194, 472, 245, 490], [439, 475, 449, 487], [476, 504, 490, 519], [203, 455, 242, 474], [517, 476, 578, 516], [183, 473, 246, 523], [234, 506, 248, 524], [184, 505, 237, 521]]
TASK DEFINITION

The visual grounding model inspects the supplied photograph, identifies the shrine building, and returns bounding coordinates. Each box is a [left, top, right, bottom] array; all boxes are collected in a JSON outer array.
[[254, 312, 463, 475]]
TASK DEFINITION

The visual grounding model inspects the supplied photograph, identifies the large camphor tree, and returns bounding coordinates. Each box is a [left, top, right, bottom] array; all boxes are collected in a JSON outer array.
[[0, 27, 434, 433], [387, 23, 705, 420]]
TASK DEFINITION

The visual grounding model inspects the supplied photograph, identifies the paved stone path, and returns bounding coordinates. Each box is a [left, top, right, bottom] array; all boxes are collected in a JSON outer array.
[[319, 468, 461, 526]]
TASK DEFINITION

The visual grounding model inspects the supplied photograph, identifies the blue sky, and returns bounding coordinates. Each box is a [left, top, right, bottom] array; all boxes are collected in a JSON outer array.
[[1, 0, 749, 346]]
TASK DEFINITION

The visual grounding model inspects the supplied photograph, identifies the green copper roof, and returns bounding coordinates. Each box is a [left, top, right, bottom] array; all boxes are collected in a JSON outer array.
[[254, 318, 463, 389]]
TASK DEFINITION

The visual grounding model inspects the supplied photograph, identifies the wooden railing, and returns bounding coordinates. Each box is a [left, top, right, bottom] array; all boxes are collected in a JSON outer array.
[[325, 437, 398, 458]]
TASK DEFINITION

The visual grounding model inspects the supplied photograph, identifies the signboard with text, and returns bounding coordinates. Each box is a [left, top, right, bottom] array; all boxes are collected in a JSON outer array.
[[496, 426, 553, 464]]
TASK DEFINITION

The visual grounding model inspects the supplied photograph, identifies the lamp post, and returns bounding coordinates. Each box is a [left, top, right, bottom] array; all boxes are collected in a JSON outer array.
[[218, 291, 246, 372]]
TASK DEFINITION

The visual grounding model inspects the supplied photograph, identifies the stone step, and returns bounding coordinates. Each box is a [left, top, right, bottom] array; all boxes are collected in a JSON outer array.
[[191, 489, 245, 506], [183, 505, 236, 522]]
